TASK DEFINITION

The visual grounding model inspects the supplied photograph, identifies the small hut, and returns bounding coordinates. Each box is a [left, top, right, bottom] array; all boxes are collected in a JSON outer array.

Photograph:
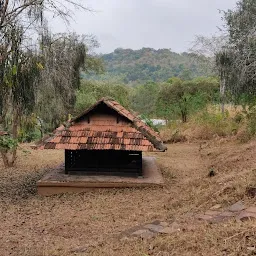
[[41, 98, 166, 177]]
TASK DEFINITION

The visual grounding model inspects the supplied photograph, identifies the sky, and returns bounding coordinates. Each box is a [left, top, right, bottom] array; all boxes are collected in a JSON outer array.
[[49, 0, 238, 54]]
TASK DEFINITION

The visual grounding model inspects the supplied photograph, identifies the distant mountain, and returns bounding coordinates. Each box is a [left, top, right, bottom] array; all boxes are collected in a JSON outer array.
[[84, 48, 214, 84]]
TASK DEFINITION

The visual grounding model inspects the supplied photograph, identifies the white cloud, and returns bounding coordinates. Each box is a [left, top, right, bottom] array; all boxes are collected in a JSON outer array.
[[49, 0, 238, 53]]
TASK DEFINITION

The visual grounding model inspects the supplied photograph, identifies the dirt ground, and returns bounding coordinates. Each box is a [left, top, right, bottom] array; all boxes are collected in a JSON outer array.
[[0, 140, 255, 256]]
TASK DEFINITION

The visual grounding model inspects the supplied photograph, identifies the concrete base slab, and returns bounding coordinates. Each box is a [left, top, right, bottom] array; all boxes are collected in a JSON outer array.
[[37, 157, 164, 195]]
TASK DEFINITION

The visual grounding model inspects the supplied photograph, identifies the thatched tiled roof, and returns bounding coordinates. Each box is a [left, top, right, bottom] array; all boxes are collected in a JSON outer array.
[[40, 98, 167, 152]]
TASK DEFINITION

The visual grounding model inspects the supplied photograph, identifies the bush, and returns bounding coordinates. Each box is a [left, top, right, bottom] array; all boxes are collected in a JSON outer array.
[[194, 110, 239, 137], [233, 113, 244, 124], [156, 77, 219, 123], [165, 129, 187, 143], [246, 105, 256, 136], [19, 129, 42, 143], [160, 122, 187, 143], [160, 107, 242, 142], [0, 135, 18, 151]]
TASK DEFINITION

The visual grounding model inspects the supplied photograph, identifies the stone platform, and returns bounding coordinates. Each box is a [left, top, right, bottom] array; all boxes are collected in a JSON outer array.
[[37, 157, 164, 196]]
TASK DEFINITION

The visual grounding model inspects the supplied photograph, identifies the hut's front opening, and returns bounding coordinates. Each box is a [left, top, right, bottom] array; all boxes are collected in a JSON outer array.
[[65, 150, 142, 177]]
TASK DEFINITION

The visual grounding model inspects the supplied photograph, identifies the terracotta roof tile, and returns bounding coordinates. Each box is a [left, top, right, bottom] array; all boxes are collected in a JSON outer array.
[[80, 137, 87, 143], [40, 98, 166, 152], [45, 142, 56, 149], [117, 132, 123, 137], [69, 137, 80, 143], [51, 136, 61, 143]]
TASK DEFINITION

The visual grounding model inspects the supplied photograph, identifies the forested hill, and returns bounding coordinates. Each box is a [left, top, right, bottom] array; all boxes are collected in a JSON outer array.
[[85, 48, 214, 84]]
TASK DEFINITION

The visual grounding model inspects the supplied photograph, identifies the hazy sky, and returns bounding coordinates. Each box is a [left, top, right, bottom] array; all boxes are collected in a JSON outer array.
[[50, 0, 238, 54]]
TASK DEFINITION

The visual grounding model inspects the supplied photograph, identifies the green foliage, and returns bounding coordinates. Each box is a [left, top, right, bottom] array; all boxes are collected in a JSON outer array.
[[218, 0, 256, 97], [35, 33, 103, 132], [85, 48, 214, 84], [130, 82, 160, 117], [194, 110, 239, 136], [156, 77, 219, 122], [0, 135, 18, 151], [20, 129, 42, 143], [231, 97, 256, 138], [233, 113, 244, 124], [75, 76, 219, 127], [75, 80, 130, 114], [166, 77, 183, 85], [0, 0, 100, 166], [18, 114, 41, 142], [245, 103, 256, 136], [0, 25, 41, 117]]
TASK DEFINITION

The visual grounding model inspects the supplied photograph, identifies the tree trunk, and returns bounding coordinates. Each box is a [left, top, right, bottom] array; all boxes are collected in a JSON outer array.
[[0, 149, 17, 167], [0, 106, 20, 167], [220, 78, 226, 116], [0, 150, 9, 167], [8, 106, 20, 167], [37, 117, 44, 139], [181, 111, 187, 123], [8, 148, 17, 167]]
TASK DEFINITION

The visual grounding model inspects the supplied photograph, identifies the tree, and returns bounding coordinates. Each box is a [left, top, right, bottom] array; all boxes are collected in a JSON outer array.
[[0, 0, 97, 167], [130, 82, 160, 117], [156, 78, 219, 123], [215, 50, 233, 114], [0, 1, 90, 30], [190, 35, 229, 112], [35, 32, 103, 132], [95, 48, 215, 84], [75, 80, 129, 114], [157, 80, 193, 123], [0, 24, 41, 166], [190, 35, 228, 57], [217, 0, 256, 98]]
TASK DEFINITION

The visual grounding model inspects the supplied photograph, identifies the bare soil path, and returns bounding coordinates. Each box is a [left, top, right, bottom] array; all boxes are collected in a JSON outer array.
[[0, 141, 255, 255]]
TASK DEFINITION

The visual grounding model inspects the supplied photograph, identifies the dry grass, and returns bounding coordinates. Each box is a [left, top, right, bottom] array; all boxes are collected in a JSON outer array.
[[0, 141, 255, 256], [160, 104, 247, 142]]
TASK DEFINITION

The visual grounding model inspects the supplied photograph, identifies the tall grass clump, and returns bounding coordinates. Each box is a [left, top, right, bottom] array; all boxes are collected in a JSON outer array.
[[235, 104, 256, 142], [193, 109, 240, 138], [160, 105, 246, 142]]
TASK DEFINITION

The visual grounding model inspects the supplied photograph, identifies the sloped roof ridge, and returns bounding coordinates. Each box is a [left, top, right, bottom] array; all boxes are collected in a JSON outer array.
[[132, 116, 166, 151], [103, 98, 166, 151], [40, 97, 167, 151], [72, 97, 135, 123]]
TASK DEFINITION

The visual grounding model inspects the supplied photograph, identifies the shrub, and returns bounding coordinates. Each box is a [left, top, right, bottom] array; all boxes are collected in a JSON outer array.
[[160, 122, 187, 143], [233, 113, 244, 124], [194, 110, 239, 137], [246, 105, 256, 136], [0, 135, 18, 151], [156, 77, 219, 123], [165, 129, 187, 143]]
